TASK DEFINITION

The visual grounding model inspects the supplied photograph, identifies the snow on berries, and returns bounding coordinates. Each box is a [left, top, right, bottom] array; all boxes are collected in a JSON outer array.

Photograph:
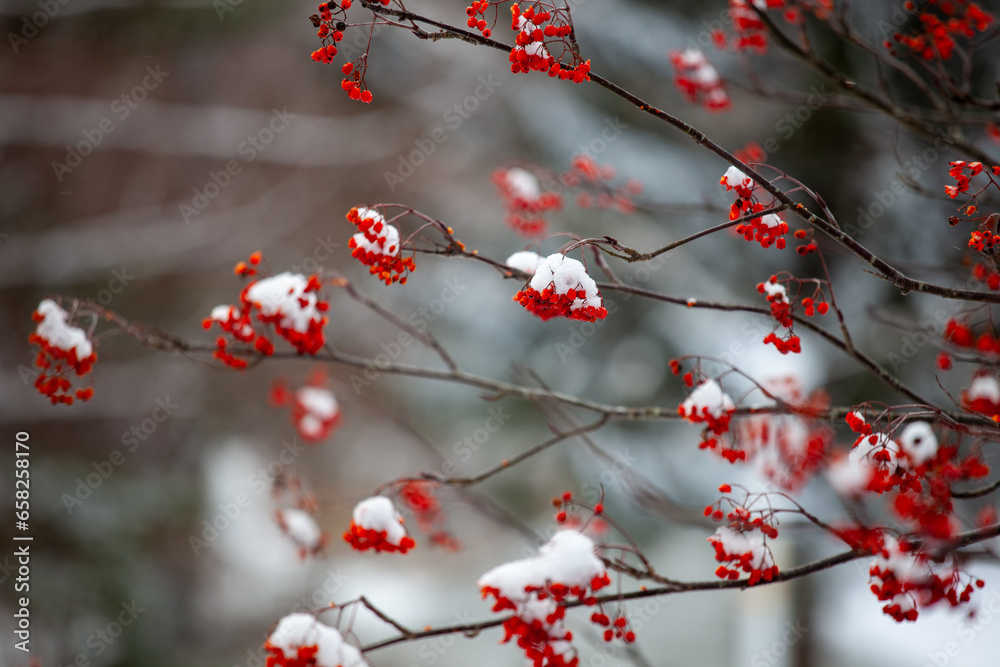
[[343, 496, 415, 554], [478, 530, 612, 667], [505, 250, 545, 275], [896, 421, 938, 467], [720, 166, 789, 249], [514, 253, 608, 322], [868, 535, 983, 622], [203, 253, 329, 368], [679, 379, 736, 432], [736, 375, 832, 491], [707, 526, 778, 585], [347, 207, 415, 285], [245, 273, 329, 354], [264, 613, 367, 667], [961, 370, 1000, 419], [271, 371, 342, 443], [493, 168, 562, 235], [276, 508, 328, 559], [507, 2, 591, 83], [29, 299, 97, 405], [668, 48, 730, 112]]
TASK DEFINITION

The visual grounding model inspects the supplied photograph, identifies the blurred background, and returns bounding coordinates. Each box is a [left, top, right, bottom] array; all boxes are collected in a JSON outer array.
[[2, 1, 1000, 666]]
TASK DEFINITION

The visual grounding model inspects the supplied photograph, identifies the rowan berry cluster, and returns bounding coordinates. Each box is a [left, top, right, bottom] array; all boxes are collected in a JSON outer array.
[[478, 529, 612, 667], [886, 1, 993, 61], [506, 2, 591, 82], [514, 253, 608, 322], [269, 369, 342, 444], [309, 1, 379, 103], [264, 613, 367, 667], [668, 48, 729, 112], [705, 487, 780, 586], [343, 496, 416, 554], [202, 252, 329, 369], [756, 273, 829, 354], [29, 299, 97, 405], [398, 481, 460, 550], [347, 206, 416, 285], [720, 167, 789, 249]]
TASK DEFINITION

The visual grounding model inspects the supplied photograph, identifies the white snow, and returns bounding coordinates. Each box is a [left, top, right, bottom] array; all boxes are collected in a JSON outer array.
[[722, 166, 753, 192], [244, 273, 323, 334], [277, 508, 323, 552], [503, 167, 541, 201], [505, 250, 544, 274], [967, 374, 1000, 403], [710, 526, 774, 571], [352, 496, 408, 547], [352, 223, 400, 257], [477, 530, 607, 601], [761, 280, 787, 302], [34, 299, 93, 359], [897, 421, 938, 466], [267, 613, 367, 667], [681, 379, 736, 420], [529, 254, 603, 311], [673, 48, 721, 84]]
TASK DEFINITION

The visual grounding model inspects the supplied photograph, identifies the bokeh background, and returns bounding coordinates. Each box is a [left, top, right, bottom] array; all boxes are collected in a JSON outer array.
[[2, 1, 1000, 666]]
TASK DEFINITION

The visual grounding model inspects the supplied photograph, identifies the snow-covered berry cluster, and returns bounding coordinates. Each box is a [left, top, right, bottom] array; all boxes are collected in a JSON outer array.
[[347, 207, 415, 285], [264, 613, 367, 667], [203, 253, 329, 369], [508, 2, 591, 82], [478, 529, 612, 667], [514, 253, 608, 322], [677, 377, 741, 461], [270, 369, 342, 443], [868, 535, 983, 622], [343, 496, 416, 554], [493, 168, 562, 236], [720, 166, 788, 249], [668, 48, 729, 112], [29, 299, 97, 405]]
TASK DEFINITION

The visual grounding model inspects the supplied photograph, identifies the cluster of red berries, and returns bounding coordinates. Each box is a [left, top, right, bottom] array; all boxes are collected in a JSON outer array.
[[399, 481, 460, 551], [515, 285, 608, 322], [492, 167, 563, 236], [310, 1, 379, 103], [343, 522, 416, 553], [507, 3, 591, 82], [590, 612, 635, 644], [203, 253, 329, 369], [346, 207, 416, 285], [29, 299, 97, 405], [885, 1, 993, 61], [668, 48, 730, 112]]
